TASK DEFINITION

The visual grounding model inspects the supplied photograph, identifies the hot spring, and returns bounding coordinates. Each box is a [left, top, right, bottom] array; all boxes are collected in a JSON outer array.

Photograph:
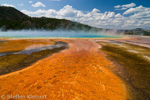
[[0, 30, 121, 38]]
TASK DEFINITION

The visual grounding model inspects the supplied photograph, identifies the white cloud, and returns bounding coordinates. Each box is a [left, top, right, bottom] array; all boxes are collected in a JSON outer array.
[[123, 5, 149, 15], [29, 1, 33, 3], [1, 4, 15, 7], [122, 5, 150, 29], [92, 8, 100, 13], [114, 5, 120, 9], [18, 3, 24, 6], [32, 2, 46, 7], [115, 3, 136, 10], [122, 3, 136, 8], [21, 4, 150, 29]]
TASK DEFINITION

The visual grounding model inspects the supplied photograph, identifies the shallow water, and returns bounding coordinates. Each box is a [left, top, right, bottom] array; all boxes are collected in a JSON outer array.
[[0, 42, 66, 56], [0, 41, 68, 75], [0, 30, 120, 38]]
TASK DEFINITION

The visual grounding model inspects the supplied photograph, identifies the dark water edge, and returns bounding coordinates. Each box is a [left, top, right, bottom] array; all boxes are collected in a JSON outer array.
[[100, 42, 150, 100], [0, 41, 68, 75]]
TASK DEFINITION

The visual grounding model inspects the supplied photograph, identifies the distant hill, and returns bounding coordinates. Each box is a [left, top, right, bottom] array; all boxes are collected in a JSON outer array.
[[124, 28, 150, 36], [0, 6, 29, 20], [0, 6, 149, 36], [0, 6, 98, 31]]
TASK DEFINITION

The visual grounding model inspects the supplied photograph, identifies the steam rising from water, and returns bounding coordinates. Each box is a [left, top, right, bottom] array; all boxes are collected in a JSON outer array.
[[0, 30, 122, 38]]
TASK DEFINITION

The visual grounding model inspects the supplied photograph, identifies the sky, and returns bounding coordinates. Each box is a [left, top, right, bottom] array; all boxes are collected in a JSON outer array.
[[0, 0, 150, 30]]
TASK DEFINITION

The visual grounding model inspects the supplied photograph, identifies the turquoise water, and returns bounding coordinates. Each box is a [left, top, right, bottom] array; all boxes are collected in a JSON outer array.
[[0, 31, 120, 38]]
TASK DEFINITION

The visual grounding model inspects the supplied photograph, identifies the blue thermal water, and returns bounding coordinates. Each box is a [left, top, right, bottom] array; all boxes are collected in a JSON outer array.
[[0, 31, 120, 38]]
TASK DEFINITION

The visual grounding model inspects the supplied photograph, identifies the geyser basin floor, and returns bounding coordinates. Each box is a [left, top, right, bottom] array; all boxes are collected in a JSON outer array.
[[0, 39, 55, 53], [0, 40, 67, 75], [0, 39, 127, 100], [98, 39, 150, 100]]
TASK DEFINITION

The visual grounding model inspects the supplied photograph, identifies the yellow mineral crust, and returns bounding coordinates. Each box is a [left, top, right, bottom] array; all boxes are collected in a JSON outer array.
[[0, 39, 127, 100]]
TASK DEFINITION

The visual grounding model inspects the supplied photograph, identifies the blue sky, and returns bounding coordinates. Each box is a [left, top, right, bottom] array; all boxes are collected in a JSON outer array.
[[0, 0, 150, 29]]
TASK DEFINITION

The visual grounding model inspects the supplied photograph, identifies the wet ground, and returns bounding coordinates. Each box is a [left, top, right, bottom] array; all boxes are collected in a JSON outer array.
[[95, 36, 150, 48], [0, 39, 127, 100], [0, 41, 67, 75], [0, 36, 150, 100], [96, 37, 150, 100]]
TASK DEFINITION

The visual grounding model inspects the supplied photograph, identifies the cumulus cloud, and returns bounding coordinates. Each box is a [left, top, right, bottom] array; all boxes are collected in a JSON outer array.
[[29, 1, 33, 3], [1, 4, 15, 7], [22, 4, 150, 29], [32, 2, 46, 7], [18, 3, 24, 6], [115, 3, 136, 10], [123, 5, 149, 15], [123, 5, 150, 28]]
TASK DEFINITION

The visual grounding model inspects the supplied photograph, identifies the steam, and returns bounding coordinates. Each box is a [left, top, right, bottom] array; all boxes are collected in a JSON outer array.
[[0, 28, 125, 38], [102, 29, 125, 36]]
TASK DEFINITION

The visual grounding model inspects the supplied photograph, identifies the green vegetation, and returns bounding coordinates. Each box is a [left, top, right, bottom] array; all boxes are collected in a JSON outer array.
[[0, 6, 96, 31], [124, 28, 150, 36], [0, 6, 29, 20], [0, 43, 67, 75], [144, 33, 150, 36], [125, 32, 150, 36], [101, 42, 150, 100], [0, 17, 95, 31]]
